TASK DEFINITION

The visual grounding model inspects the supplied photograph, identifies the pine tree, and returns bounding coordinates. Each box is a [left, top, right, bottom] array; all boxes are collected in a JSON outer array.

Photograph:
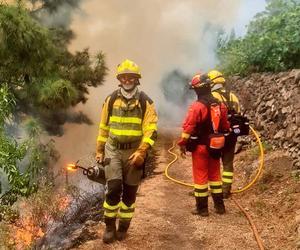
[[0, 2, 107, 204]]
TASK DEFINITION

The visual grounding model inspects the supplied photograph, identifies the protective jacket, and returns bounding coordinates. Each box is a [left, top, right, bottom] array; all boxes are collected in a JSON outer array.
[[97, 89, 158, 147]]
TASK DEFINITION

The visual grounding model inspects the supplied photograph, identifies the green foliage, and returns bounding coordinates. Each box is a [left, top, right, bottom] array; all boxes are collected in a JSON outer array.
[[0, 4, 56, 81], [38, 78, 78, 109], [0, 4, 107, 134], [0, 87, 54, 205], [0, 85, 15, 126], [0, 2, 107, 206], [291, 170, 300, 182], [217, 0, 300, 75], [250, 140, 272, 158]]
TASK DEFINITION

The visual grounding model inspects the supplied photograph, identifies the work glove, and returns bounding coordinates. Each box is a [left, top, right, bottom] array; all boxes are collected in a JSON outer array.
[[95, 142, 105, 164], [177, 138, 187, 158], [127, 143, 149, 168]]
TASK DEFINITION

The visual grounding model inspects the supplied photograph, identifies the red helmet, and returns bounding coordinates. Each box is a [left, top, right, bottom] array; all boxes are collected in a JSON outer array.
[[189, 73, 210, 89]]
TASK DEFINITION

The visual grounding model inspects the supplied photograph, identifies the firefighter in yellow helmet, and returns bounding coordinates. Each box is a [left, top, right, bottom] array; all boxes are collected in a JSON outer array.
[[207, 70, 240, 199], [96, 59, 158, 243]]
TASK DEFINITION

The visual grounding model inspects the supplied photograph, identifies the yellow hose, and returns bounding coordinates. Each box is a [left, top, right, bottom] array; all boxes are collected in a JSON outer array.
[[164, 125, 265, 250], [232, 126, 264, 193], [165, 142, 193, 187], [165, 125, 265, 192]]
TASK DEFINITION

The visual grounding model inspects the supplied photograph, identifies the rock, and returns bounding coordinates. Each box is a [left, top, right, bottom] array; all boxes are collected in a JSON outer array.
[[281, 88, 293, 100], [292, 151, 299, 158], [265, 93, 274, 101], [266, 99, 275, 107], [85, 220, 97, 226], [296, 113, 300, 126], [281, 106, 292, 114], [244, 80, 254, 88], [274, 130, 285, 139], [286, 124, 298, 138], [231, 75, 241, 82], [231, 71, 300, 169], [296, 128, 300, 137], [271, 110, 279, 121], [289, 69, 300, 83], [282, 141, 289, 149], [263, 109, 271, 120]]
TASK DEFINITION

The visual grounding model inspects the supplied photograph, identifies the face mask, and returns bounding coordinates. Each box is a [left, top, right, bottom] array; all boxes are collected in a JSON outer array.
[[122, 83, 136, 92], [120, 86, 138, 99]]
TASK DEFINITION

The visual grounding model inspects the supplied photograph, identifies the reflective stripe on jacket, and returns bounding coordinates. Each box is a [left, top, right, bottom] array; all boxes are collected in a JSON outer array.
[[97, 89, 158, 146]]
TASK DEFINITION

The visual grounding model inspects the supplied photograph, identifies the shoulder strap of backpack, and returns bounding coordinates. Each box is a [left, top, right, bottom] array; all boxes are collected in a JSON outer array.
[[107, 90, 150, 124], [210, 103, 222, 133], [139, 91, 153, 120], [106, 90, 119, 124], [216, 89, 235, 112]]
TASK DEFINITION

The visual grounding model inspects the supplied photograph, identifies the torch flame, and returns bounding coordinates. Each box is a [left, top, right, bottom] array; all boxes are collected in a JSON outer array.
[[66, 163, 77, 171]]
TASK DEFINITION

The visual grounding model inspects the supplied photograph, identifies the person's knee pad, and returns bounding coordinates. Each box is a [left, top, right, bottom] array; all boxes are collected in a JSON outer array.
[[106, 179, 123, 205], [122, 183, 138, 207]]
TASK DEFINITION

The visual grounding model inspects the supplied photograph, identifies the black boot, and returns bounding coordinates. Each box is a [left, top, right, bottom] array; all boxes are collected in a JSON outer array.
[[222, 184, 232, 199], [103, 217, 116, 244], [116, 220, 131, 241], [212, 193, 226, 214], [191, 197, 209, 217]]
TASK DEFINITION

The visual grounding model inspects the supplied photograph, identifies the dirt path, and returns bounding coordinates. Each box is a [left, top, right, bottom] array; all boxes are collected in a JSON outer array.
[[75, 132, 260, 250]]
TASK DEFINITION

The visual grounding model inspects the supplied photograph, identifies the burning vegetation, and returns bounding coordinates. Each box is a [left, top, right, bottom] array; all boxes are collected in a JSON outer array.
[[0, 185, 72, 249]]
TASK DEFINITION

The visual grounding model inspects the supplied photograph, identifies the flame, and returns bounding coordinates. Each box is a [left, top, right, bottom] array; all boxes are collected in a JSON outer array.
[[12, 217, 45, 249], [11, 194, 71, 248], [57, 195, 71, 210], [66, 163, 77, 171]]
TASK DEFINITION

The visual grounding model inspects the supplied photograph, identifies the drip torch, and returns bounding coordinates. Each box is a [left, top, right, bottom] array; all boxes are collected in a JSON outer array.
[[66, 158, 111, 185]]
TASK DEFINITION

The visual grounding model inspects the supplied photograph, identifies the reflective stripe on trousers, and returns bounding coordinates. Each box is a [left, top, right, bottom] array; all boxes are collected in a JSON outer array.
[[119, 201, 135, 220], [103, 200, 119, 218], [209, 181, 223, 194], [222, 171, 233, 184], [194, 183, 209, 197]]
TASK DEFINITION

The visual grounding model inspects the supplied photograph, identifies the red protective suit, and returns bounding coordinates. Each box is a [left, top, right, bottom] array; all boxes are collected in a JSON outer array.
[[180, 100, 230, 196]]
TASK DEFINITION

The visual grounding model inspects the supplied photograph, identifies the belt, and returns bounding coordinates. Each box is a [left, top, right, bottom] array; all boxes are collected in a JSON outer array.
[[116, 141, 140, 150]]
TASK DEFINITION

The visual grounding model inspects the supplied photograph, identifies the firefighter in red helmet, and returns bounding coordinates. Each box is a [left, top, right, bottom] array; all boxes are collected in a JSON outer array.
[[178, 73, 230, 216]]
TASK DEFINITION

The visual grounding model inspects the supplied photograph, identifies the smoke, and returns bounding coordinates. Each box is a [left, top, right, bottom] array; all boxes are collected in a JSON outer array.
[[68, 0, 242, 121], [53, 0, 266, 177], [32, 0, 82, 28]]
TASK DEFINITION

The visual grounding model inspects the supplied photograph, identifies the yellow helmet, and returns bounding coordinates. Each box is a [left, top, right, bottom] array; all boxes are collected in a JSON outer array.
[[207, 70, 225, 84], [116, 59, 141, 79]]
